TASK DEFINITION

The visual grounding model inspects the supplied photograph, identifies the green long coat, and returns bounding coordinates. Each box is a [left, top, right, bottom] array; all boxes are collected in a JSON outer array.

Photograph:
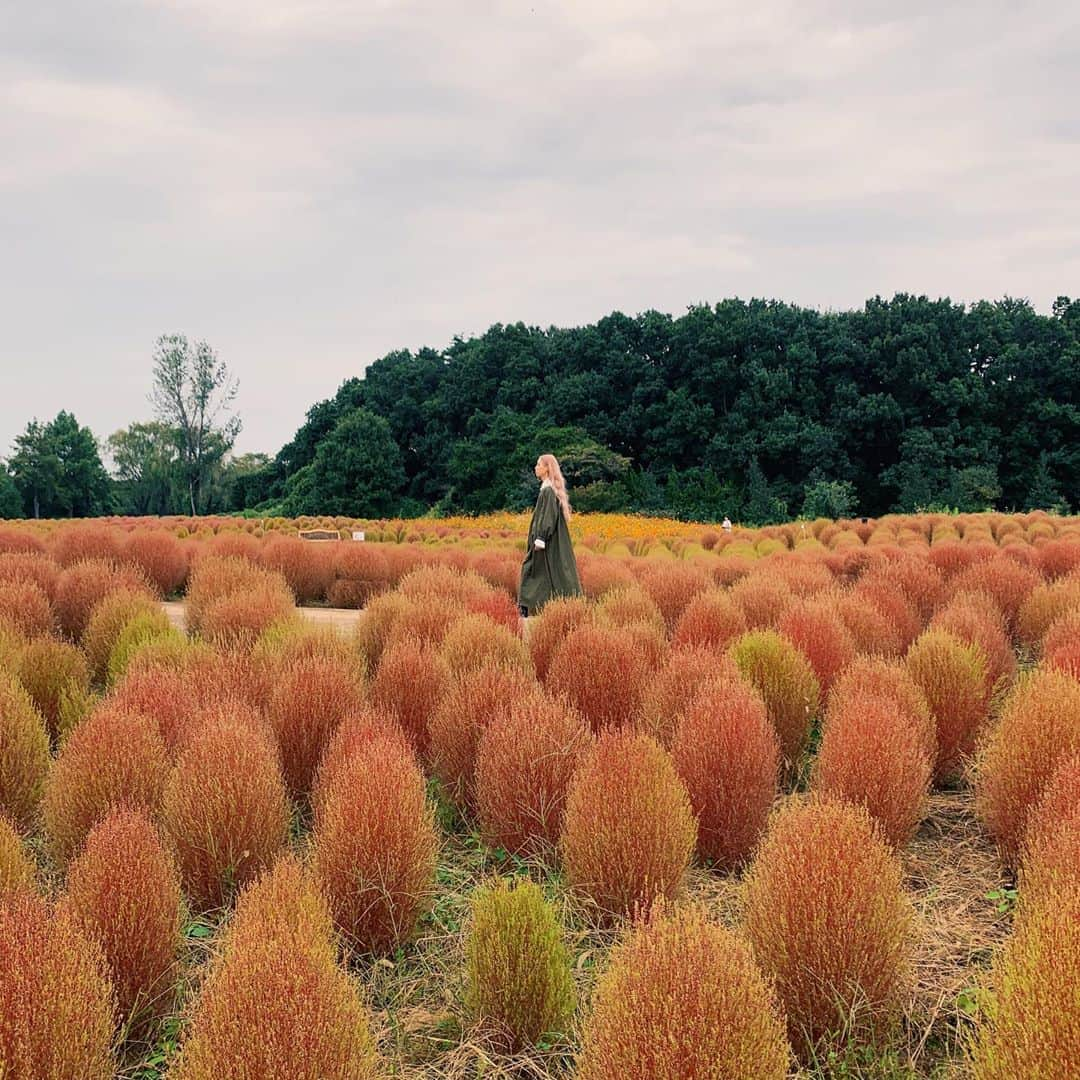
[[517, 485, 582, 615]]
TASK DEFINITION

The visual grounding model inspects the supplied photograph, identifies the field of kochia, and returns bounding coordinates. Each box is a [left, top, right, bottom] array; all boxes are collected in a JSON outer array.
[[0, 510, 1078, 1078]]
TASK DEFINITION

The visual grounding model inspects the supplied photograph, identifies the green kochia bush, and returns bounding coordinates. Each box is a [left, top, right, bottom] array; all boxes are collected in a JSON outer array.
[[464, 877, 575, 1051]]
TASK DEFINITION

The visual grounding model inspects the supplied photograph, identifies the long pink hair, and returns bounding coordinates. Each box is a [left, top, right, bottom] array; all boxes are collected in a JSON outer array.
[[538, 454, 572, 522]]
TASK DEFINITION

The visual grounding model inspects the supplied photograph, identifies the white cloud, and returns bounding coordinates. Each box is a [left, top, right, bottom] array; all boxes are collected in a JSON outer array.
[[1, 0, 1077, 456]]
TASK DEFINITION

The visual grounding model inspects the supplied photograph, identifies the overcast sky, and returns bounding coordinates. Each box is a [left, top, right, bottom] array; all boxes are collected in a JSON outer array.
[[2, 1, 1078, 458]]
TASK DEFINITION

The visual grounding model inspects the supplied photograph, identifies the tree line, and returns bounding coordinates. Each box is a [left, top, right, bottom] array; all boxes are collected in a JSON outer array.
[[3, 294, 1078, 523]]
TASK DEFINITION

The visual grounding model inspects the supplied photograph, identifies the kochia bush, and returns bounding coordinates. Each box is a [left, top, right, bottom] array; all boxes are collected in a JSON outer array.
[[812, 691, 933, 846], [0, 579, 53, 638], [559, 730, 696, 920], [162, 710, 290, 910], [42, 702, 171, 866], [0, 890, 116, 1079], [62, 806, 183, 1024], [312, 735, 437, 952], [729, 630, 820, 770], [170, 854, 382, 1080], [671, 588, 747, 653], [636, 646, 739, 747], [16, 636, 89, 741], [547, 624, 653, 732], [428, 662, 538, 810], [266, 655, 364, 799], [0, 673, 50, 829], [438, 613, 531, 677], [975, 669, 1080, 866], [576, 903, 790, 1080], [0, 813, 36, 896], [370, 637, 450, 757], [475, 693, 593, 857], [1018, 754, 1080, 912], [906, 628, 991, 783], [54, 558, 150, 639], [527, 595, 595, 683], [743, 797, 914, 1060], [969, 887, 1080, 1080], [464, 877, 576, 1051], [671, 676, 778, 869]]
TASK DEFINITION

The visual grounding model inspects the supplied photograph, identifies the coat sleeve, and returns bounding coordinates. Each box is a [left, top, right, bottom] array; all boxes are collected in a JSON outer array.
[[535, 488, 560, 542]]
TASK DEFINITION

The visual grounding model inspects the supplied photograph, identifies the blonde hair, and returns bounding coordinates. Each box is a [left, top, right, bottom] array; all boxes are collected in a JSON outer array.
[[538, 454, 572, 522]]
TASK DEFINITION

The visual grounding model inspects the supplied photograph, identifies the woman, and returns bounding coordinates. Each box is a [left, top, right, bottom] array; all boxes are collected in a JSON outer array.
[[518, 454, 582, 618]]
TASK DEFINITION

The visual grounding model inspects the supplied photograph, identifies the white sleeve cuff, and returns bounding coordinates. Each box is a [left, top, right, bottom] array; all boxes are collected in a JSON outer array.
[[534, 538, 546, 550]]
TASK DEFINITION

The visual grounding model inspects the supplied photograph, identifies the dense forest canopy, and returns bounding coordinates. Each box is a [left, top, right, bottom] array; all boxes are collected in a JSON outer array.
[[253, 293, 1080, 521], [3, 293, 1078, 523]]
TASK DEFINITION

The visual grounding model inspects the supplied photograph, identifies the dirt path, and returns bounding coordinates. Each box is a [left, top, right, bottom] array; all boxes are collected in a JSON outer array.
[[161, 601, 364, 634]]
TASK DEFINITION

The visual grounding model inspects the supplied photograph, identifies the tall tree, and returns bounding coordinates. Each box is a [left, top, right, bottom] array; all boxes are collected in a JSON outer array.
[[150, 334, 241, 514]]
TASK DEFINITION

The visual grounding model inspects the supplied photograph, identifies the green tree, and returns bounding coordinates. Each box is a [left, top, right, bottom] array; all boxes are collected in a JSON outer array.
[[0, 466, 22, 518], [150, 334, 241, 514], [801, 479, 857, 520], [107, 421, 182, 515], [283, 409, 405, 516], [743, 458, 788, 525], [9, 412, 112, 518]]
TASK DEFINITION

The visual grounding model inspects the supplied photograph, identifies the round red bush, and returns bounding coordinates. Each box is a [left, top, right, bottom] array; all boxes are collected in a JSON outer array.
[[560, 730, 696, 920], [266, 655, 364, 799], [975, 669, 1080, 867], [55, 558, 151, 639], [1018, 754, 1080, 911], [950, 556, 1042, 635], [930, 590, 1016, 692], [170, 854, 382, 1079], [428, 663, 539, 809], [50, 523, 122, 567], [0, 579, 53, 638], [124, 530, 188, 596], [107, 664, 198, 756], [439, 613, 532, 677], [311, 706, 411, 824], [672, 588, 747, 652], [577, 903, 790, 1080], [0, 527, 45, 556], [312, 735, 437, 952], [260, 535, 336, 604], [0, 889, 116, 1078], [828, 656, 936, 763], [777, 597, 857, 697], [62, 806, 183, 1023], [162, 709, 289, 910], [812, 691, 933, 846], [42, 702, 170, 866], [0, 551, 60, 600], [637, 562, 710, 634], [729, 574, 795, 630], [548, 624, 654, 733], [475, 693, 593, 857], [636, 646, 739, 747], [672, 676, 778, 869], [743, 797, 914, 1060], [371, 637, 450, 757]]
